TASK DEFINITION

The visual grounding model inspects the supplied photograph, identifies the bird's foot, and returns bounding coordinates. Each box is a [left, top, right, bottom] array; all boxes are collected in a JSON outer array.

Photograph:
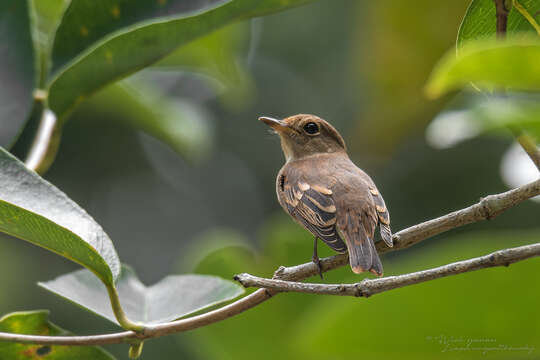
[[312, 255, 324, 280]]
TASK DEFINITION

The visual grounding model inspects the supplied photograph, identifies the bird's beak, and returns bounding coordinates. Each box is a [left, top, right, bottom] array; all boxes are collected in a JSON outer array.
[[259, 116, 289, 132]]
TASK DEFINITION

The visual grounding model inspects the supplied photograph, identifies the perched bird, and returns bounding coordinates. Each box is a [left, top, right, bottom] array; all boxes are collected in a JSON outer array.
[[260, 114, 392, 276]]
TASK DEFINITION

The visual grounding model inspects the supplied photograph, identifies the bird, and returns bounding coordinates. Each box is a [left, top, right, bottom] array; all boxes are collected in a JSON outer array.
[[259, 114, 392, 277]]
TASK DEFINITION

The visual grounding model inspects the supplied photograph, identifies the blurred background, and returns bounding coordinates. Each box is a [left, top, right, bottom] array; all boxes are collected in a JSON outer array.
[[1, 0, 539, 359]]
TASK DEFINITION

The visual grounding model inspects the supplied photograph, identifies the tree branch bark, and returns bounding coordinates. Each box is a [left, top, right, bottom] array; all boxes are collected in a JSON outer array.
[[0, 179, 539, 346], [234, 243, 540, 296]]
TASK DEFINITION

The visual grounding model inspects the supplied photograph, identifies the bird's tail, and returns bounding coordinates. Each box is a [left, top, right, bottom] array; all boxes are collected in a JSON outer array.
[[346, 235, 383, 276], [339, 211, 383, 276]]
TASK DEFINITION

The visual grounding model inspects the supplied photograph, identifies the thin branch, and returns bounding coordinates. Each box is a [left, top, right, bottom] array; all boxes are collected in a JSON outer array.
[[235, 243, 540, 296], [0, 179, 539, 346]]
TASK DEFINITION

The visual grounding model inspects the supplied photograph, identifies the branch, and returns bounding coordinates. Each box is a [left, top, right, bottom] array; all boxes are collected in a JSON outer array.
[[234, 243, 540, 296], [1, 179, 539, 346]]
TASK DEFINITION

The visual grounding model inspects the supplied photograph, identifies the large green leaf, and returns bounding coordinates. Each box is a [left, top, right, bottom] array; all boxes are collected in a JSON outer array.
[[0, 311, 115, 360], [50, 0, 227, 73], [0, 0, 35, 147], [47, 0, 316, 119], [39, 265, 244, 325], [425, 37, 540, 98], [458, 0, 540, 49], [0, 147, 120, 285]]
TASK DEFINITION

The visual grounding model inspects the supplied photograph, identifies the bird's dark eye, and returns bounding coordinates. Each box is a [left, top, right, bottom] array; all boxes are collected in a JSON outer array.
[[303, 122, 319, 135]]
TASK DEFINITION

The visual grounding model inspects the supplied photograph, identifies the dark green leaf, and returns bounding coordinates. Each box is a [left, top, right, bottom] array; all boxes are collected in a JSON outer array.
[[425, 37, 540, 98], [0, 0, 35, 147], [39, 265, 244, 325], [457, 0, 540, 49], [0, 147, 120, 285], [0, 310, 115, 360], [51, 0, 227, 73], [30, 0, 71, 87], [47, 0, 316, 119]]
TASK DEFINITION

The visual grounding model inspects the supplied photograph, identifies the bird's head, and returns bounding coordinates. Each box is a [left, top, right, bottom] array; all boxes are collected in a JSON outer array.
[[259, 114, 346, 162]]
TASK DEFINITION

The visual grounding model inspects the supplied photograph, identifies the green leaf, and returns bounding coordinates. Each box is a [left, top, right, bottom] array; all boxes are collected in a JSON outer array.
[[0, 147, 120, 285], [457, 0, 540, 49], [39, 265, 244, 325], [50, 0, 227, 73], [47, 0, 316, 119], [0, 310, 115, 360], [30, 0, 71, 87], [425, 37, 540, 98], [0, 0, 36, 147], [83, 79, 213, 161]]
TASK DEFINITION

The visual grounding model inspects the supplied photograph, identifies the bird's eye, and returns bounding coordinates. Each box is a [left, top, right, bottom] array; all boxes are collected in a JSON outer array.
[[303, 122, 319, 135]]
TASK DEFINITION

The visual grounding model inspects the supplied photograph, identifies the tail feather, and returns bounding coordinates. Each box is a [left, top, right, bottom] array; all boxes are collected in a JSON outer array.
[[339, 210, 384, 276], [345, 234, 383, 276]]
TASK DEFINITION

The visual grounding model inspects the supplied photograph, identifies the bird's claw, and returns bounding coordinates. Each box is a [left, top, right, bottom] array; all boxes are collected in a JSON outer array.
[[312, 255, 324, 279]]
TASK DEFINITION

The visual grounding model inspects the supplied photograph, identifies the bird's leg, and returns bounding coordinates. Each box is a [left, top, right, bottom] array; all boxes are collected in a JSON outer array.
[[312, 236, 324, 279]]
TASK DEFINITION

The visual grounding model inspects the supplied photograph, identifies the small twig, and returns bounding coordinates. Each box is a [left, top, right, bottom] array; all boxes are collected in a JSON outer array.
[[235, 243, 540, 296], [0, 179, 539, 346]]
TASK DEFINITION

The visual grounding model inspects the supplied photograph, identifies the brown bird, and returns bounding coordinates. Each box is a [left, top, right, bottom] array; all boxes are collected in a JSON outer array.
[[260, 114, 392, 276]]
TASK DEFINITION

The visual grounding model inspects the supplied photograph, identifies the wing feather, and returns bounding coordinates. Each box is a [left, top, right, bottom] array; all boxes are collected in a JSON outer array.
[[280, 179, 346, 253], [369, 186, 393, 247]]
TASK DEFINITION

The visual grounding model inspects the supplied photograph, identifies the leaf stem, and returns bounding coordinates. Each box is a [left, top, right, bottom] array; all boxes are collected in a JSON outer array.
[[513, 0, 540, 36], [105, 285, 145, 332], [128, 342, 144, 359]]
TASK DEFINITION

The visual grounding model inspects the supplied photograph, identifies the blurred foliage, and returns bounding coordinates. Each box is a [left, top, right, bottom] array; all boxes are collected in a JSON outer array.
[[426, 37, 540, 98], [82, 79, 214, 162], [427, 93, 540, 149], [0, 311, 114, 360], [186, 219, 540, 360], [351, 0, 470, 156]]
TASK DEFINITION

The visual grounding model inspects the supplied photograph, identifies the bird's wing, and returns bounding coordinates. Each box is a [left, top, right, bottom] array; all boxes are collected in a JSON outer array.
[[279, 178, 347, 253], [368, 186, 393, 247]]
